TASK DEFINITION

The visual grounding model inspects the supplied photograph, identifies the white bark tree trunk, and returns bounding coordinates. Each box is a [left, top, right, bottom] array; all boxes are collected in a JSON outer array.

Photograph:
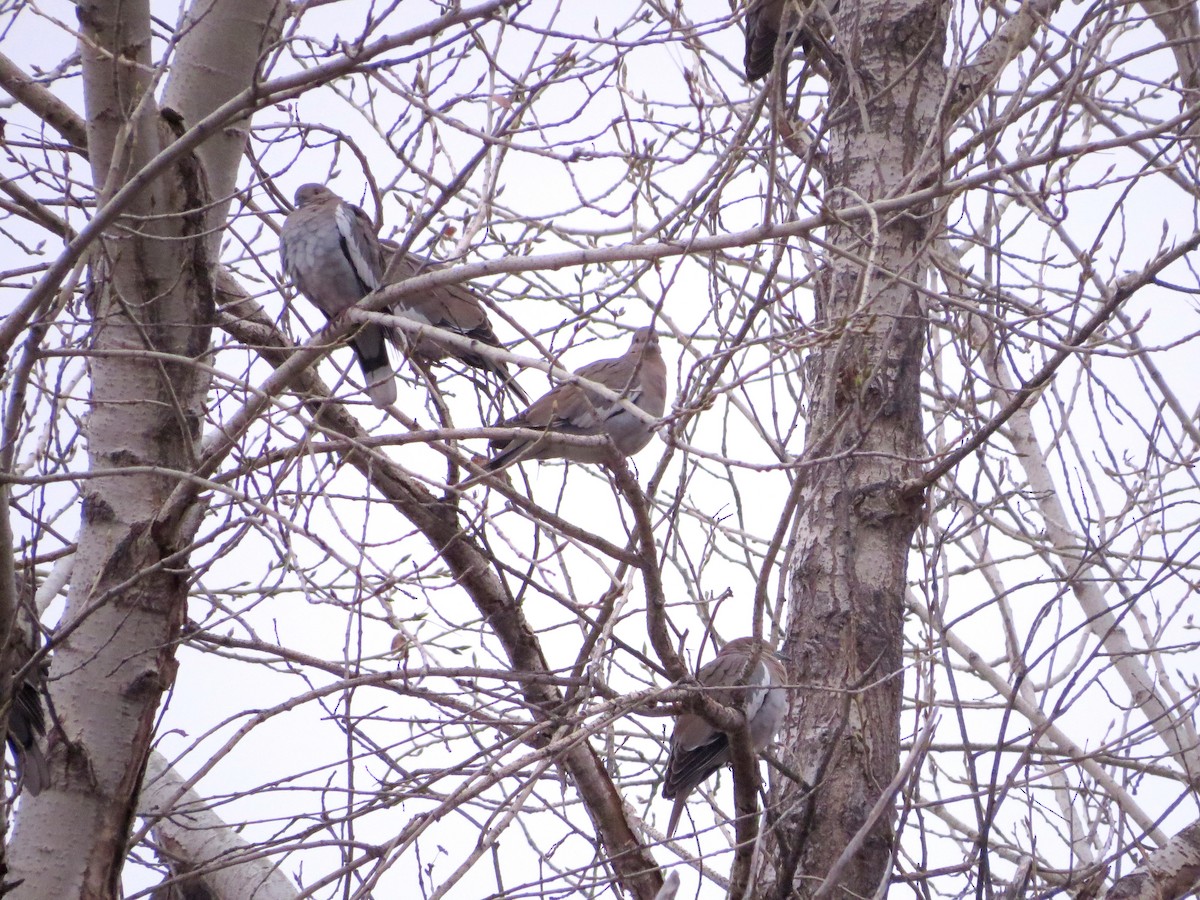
[[140, 752, 298, 900], [6, 0, 283, 895]]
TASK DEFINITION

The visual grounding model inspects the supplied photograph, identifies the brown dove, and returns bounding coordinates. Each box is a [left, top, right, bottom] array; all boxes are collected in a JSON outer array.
[[662, 637, 786, 838], [485, 326, 666, 471]]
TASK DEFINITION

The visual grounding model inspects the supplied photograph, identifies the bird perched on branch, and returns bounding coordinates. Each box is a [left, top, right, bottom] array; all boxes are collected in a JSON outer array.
[[382, 250, 529, 405], [6, 571, 49, 796], [661, 637, 786, 838], [8, 658, 48, 797], [744, 0, 826, 81], [280, 183, 397, 408], [485, 326, 666, 471], [745, 0, 788, 80]]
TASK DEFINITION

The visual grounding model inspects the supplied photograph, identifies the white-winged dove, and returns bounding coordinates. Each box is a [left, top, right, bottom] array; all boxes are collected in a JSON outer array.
[[382, 251, 529, 404], [7, 572, 48, 796], [745, 0, 813, 81], [280, 183, 397, 408], [8, 660, 48, 796], [662, 637, 786, 838], [745, 0, 785, 80], [486, 326, 667, 471]]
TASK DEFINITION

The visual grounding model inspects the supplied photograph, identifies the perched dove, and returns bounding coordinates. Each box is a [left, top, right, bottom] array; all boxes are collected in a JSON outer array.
[[744, 0, 814, 81], [280, 183, 397, 408], [6, 572, 48, 796], [383, 251, 529, 404], [745, 0, 785, 80], [8, 659, 48, 796], [485, 326, 666, 471], [662, 637, 786, 838]]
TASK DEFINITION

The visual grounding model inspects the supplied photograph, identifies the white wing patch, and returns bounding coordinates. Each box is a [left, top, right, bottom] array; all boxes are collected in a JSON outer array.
[[334, 204, 380, 293], [742, 662, 771, 720]]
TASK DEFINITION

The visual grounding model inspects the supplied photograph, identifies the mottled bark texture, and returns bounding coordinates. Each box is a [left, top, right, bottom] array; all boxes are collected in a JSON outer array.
[[756, 0, 947, 896], [1101, 821, 1200, 900], [5, 0, 282, 895]]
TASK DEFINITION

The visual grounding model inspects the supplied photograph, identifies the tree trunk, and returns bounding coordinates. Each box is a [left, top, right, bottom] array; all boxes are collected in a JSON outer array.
[[6, 0, 281, 894], [756, 1, 948, 895]]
